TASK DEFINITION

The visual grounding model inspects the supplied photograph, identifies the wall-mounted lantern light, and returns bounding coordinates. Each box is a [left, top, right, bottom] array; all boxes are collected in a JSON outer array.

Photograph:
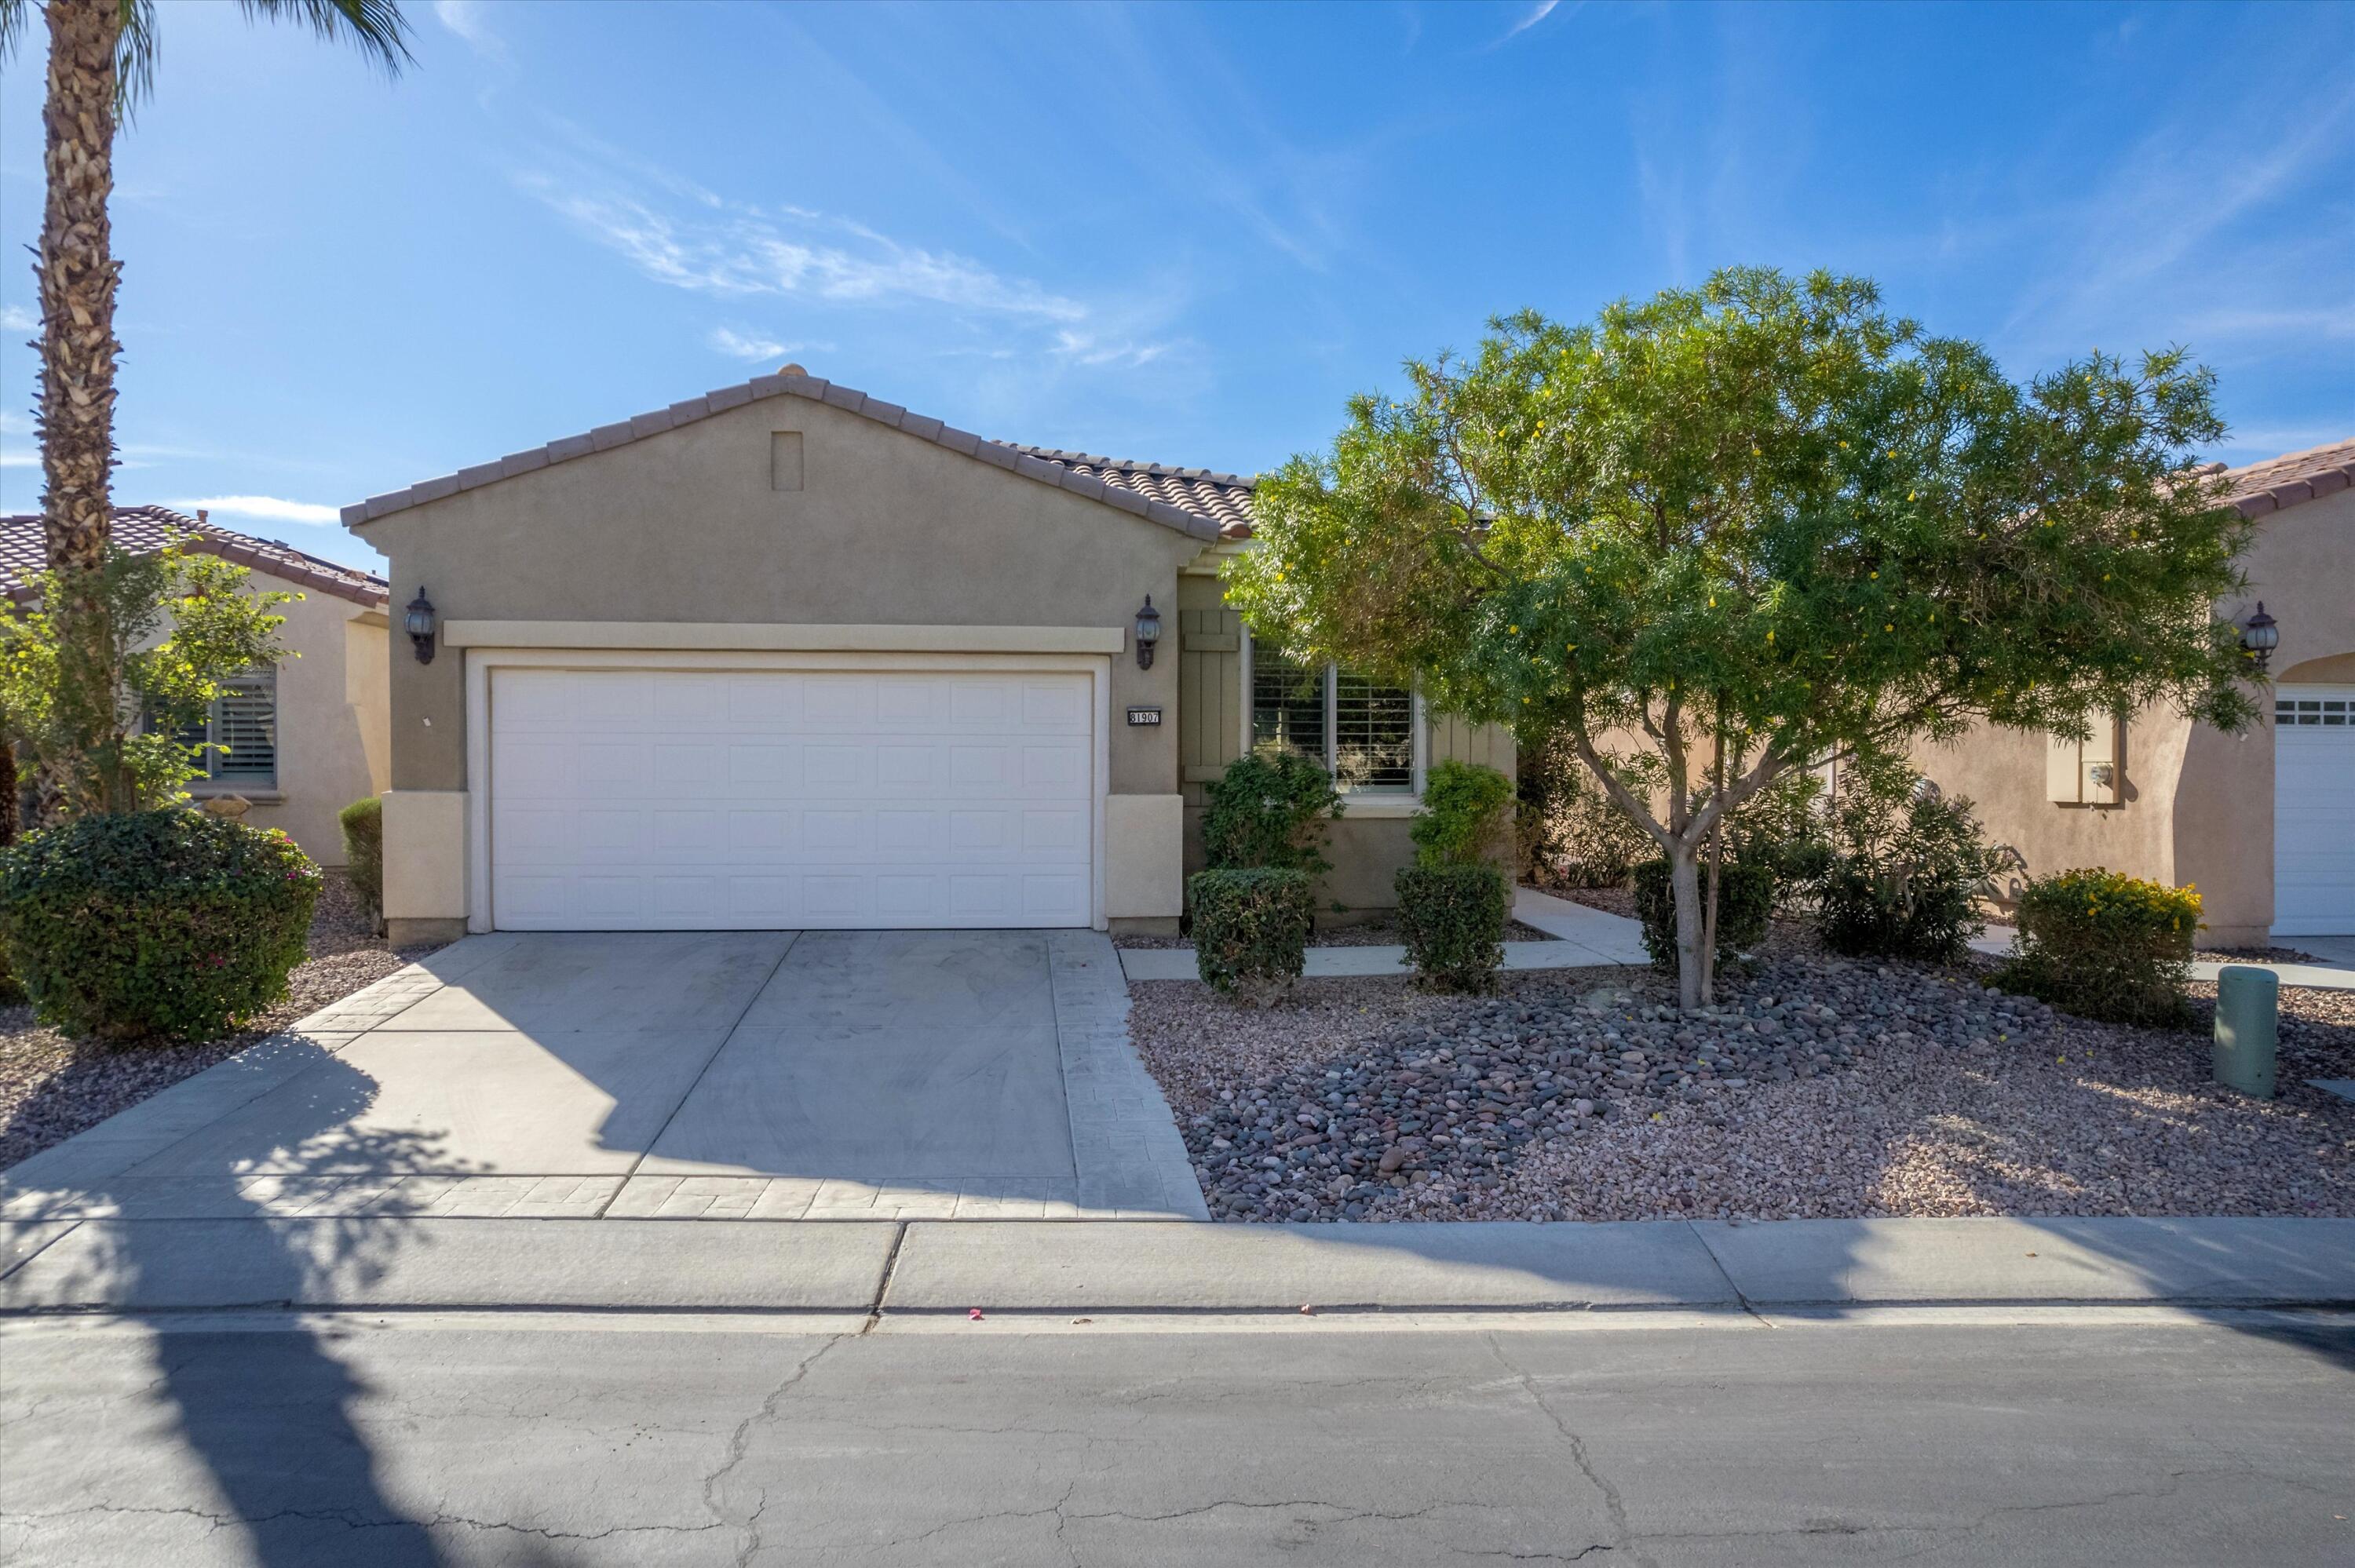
[[2239, 602, 2278, 673], [1134, 595, 1162, 670], [406, 587, 439, 665]]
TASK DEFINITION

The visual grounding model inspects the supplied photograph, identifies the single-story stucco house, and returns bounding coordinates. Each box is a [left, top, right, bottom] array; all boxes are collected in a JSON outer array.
[[1916, 438, 2355, 946], [342, 368, 1513, 943], [2, 505, 392, 866]]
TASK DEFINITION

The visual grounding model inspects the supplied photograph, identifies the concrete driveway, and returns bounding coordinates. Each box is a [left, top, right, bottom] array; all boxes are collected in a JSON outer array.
[[0, 930, 1207, 1223]]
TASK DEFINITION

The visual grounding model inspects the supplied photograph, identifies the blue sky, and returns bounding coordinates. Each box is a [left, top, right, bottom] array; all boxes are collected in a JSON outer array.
[[1, 0, 2349, 575]]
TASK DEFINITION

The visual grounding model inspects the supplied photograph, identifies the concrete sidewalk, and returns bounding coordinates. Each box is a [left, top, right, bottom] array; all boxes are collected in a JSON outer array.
[[1119, 887, 1650, 982], [5, 1214, 2348, 1315]]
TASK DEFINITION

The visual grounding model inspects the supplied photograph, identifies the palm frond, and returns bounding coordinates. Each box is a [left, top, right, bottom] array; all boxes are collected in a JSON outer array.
[[0, 0, 27, 67], [238, 0, 413, 75]]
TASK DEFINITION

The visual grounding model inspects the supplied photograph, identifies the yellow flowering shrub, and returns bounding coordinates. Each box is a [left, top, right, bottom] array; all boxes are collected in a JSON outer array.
[[1999, 870, 2200, 1026]]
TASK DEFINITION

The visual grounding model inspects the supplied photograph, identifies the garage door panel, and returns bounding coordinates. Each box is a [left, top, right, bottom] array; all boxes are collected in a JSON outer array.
[[2274, 687, 2355, 936], [491, 666, 1096, 930]]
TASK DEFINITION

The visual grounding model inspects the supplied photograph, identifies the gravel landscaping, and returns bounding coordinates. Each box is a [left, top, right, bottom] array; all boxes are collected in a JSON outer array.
[[0, 873, 444, 1172], [1130, 954, 2355, 1223]]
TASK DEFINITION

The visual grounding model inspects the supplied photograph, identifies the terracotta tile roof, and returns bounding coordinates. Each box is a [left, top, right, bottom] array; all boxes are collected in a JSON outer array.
[[2212, 437, 2355, 520], [2, 505, 389, 607], [341, 371, 1224, 545], [1002, 447, 1258, 541]]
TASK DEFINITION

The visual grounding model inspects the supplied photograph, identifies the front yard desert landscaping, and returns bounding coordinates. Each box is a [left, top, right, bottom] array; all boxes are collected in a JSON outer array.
[[0, 872, 443, 1171], [1129, 950, 2355, 1224]]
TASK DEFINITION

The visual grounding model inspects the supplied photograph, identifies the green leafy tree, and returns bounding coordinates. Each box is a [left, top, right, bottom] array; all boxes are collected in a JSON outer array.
[[2, 542, 293, 817], [1225, 268, 2258, 1008], [0, 0, 408, 807]]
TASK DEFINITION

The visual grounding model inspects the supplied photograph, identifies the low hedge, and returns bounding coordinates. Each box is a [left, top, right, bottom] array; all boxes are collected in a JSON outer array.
[[339, 795, 385, 934], [0, 809, 322, 1041], [1396, 863, 1507, 991], [1630, 858, 1775, 974], [1998, 870, 2199, 1026], [1201, 747, 1342, 874], [1189, 867, 1313, 999], [1410, 760, 1514, 870]]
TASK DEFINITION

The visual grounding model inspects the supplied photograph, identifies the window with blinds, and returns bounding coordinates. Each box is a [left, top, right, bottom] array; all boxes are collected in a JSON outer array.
[[1247, 637, 1415, 793], [1334, 669, 1413, 791], [1250, 645, 1326, 760], [176, 669, 278, 782]]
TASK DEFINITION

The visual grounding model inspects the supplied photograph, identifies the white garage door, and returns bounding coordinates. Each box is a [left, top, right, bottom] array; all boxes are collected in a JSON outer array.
[[2275, 687, 2355, 937], [489, 666, 1096, 930]]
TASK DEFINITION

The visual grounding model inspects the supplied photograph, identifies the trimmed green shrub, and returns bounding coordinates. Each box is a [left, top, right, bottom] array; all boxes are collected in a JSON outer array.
[[1189, 867, 1313, 999], [1396, 863, 1507, 991], [0, 809, 321, 1041], [339, 795, 384, 935], [1630, 858, 1774, 973], [1411, 760, 1514, 870], [1814, 785, 2002, 962], [1999, 870, 2200, 1026], [1518, 737, 1662, 888], [1202, 746, 1343, 874]]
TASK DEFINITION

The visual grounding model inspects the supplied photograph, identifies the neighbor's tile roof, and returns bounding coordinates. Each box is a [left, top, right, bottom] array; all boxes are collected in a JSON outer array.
[[2213, 437, 2355, 520], [2, 505, 389, 607], [341, 370, 1225, 545], [1004, 447, 1258, 541]]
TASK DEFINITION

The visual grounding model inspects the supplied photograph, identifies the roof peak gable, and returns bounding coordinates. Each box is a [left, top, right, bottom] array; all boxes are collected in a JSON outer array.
[[343, 371, 1223, 544]]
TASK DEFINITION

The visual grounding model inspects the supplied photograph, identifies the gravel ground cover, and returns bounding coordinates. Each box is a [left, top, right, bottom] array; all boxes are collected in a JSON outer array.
[[0, 874, 444, 1172], [1130, 954, 2355, 1223], [1117, 915, 1555, 950]]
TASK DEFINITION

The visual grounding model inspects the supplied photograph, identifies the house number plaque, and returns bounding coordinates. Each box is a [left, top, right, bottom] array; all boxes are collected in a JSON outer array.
[[1126, 706, 1163, 727]]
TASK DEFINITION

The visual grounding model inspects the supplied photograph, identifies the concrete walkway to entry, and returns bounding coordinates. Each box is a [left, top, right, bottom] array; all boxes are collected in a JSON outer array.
[[0, 930, 1208, 1226], [1119, 888, 1650, 982]]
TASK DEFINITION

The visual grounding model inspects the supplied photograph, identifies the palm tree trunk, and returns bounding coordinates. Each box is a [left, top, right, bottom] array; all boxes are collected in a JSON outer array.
[[38, 0, 120, 571], [37, 0, 124, 808]]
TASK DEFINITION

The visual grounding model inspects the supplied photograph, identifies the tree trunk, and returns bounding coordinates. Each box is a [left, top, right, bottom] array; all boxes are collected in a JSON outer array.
[[0, 736, 17, 847], [38, 0, 125, 808], [1669, 840, 1707, 1012]]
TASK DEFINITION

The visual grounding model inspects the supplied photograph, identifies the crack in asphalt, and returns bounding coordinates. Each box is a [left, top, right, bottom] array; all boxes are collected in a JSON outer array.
[[699, 1331, 849, 1566], [1485, 1335, 1646, 1568]]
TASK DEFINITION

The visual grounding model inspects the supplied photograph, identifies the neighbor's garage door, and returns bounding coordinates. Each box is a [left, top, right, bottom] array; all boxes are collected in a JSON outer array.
[[489, 666, 1095, 930], [2275, 687, 2355, 937]]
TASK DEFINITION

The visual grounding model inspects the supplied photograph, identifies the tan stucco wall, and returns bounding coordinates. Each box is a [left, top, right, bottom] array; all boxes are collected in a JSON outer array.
[[188, 573, 388, 869], [1914, 485, 2355, 945], [352, 394, 1206, 924]]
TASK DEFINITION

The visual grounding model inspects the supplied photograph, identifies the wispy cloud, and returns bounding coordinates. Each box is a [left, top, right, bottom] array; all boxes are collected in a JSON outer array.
[[1051, 330, 1172, 370], [432, 0, 504, 59], [0, 453, 34, 469], [1998, 91, 2355, 359], [172, 495, 342, 526], [0, 304, 34, 332], [706, 326, 815, 363], [523, 177, 1090, 324], [1505, 1, 1561, 39]]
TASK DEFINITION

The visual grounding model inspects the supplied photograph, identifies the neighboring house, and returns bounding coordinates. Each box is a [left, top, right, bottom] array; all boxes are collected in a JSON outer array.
[[341, 368, 1512, 943], [1916, 439, 2355, 945], [2, 506, 392, 866]]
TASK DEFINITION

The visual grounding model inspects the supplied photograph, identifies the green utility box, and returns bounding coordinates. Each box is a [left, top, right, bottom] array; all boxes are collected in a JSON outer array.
[[2212, 965, 2278, 1100]]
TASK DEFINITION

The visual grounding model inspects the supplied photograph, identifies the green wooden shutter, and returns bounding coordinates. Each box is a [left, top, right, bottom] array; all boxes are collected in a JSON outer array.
[[1179, 607, 1243, 783]]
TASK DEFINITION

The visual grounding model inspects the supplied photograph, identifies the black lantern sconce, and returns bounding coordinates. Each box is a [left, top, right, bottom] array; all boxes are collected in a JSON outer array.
[[1134, 596, 1162, 669], [2239, 602, 2278, 673], [406, 587, 439, 665]]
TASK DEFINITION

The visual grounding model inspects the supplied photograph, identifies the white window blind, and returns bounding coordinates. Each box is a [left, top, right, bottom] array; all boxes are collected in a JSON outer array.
[[176, 669, 277, 782], [1246, 636, 1415, 793], [1333, 669, 1413, 790]]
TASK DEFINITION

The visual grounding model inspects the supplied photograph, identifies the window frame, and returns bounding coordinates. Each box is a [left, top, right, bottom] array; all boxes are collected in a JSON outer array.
[[180, 667, 280, 789], [1239, 626, 1426, 798]]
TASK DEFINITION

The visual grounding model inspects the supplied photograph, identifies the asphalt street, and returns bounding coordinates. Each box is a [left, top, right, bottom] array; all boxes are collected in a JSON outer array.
[[2, 1310, 2350, 1567]]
